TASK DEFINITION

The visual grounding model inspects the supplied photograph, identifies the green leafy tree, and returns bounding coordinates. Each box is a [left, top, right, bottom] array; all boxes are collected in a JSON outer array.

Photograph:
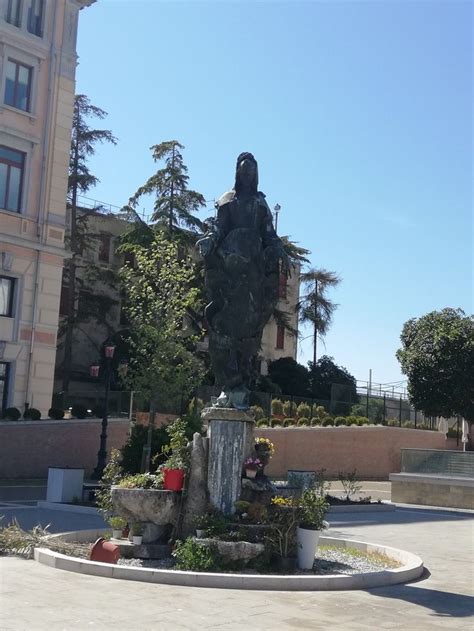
[[127, 140, 206, 238], [268, 357, 310, 397], [308, 355, 358, 415], [62, 95, 117, 391], [396, 309, 474, 438], [120, 232, 205, 414], [297, 268, 341, 365]]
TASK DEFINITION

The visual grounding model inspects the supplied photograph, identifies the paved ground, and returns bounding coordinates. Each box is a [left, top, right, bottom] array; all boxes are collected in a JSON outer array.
[[0, 499, 473, 630]]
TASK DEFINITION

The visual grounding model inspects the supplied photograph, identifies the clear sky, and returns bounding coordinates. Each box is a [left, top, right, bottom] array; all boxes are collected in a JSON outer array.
[[75, 0, 473, 387]]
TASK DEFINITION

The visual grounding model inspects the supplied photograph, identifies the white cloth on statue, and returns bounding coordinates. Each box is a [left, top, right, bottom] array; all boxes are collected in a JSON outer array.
[[437, 418, 449, 437], [461, 419, 469, 444]]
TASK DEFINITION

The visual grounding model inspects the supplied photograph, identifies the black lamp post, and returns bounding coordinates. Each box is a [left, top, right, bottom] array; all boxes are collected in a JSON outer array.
[[91, 343, 115, 480]]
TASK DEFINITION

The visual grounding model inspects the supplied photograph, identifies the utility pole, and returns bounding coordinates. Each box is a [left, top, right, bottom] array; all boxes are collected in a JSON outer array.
[[273, 203, 281, 233], [313, 279, 318, 366]]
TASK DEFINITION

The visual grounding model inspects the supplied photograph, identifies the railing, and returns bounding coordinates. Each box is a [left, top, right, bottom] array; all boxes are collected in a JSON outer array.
[[401, 449, 474, 479], [51, 390, 140, 418]]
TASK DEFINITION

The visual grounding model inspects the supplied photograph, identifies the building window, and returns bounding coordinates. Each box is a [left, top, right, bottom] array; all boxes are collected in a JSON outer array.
[[276, 324, 285, 350], [5, 59, 32, 112], [0, 362, 10, 413], [59, 284, 69, 317], [98, 234, 111, 263], [5, 0, 22, 27], [0, 146, 25, 212], [278, 272, 287, 299], [27, 0, 44, 37], [0, 276, 15, 317]]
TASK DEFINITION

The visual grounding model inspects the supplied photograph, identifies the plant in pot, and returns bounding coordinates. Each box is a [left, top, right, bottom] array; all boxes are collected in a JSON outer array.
[[296, 488, 329, 570], [254, 437, 275, 468], [130, 522, 144, 545], [161, 419, 190, 491], [108, 516, 127, 539], [193, 513, 214, 538], [265, 496, 299, 571], [243, 456, 263, 479]]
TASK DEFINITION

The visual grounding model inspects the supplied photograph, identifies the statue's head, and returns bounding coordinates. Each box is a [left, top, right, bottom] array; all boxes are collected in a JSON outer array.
[[234, 152, 258, 194]]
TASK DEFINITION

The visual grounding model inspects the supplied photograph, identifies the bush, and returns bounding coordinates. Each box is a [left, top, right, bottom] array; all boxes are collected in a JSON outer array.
[[321, 417, 334, 426], [310, 417, 321, 426], [2, 407, 21, 421], [334, 416, 347, 426], [312, 405, 331, 424], [116, 472, 163, 489], [23, 408, 41, 421], [271, 399, 284, 416], [71, 404, 88, 419], [120, 423, 170, 474], [402, 421, 415, 429], [256, 418, 269, 428], [283, 400, 297, 417], [271, 418, 283, 427], [387, 419, 399, 427], [173, 538, 220, 571], [296, 402, 311, 419], [48, 407, 64, 420], [250, 405, 265, 421], [283, 417, 296, 427], [356, 416, 369, 426], [297, 416, 310, 426]]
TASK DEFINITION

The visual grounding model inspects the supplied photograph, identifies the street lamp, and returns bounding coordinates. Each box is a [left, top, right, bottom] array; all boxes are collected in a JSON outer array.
[[90, 343, 116, 480]]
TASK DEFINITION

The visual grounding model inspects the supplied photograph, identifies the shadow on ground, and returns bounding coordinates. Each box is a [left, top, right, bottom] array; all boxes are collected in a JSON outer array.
[[368, 584, 474, 618]]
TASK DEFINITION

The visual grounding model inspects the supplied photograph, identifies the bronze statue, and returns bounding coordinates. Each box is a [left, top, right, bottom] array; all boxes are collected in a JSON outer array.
[[197, 153, 288, 409]]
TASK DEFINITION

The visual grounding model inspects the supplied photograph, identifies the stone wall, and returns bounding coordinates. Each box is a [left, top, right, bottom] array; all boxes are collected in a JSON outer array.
[[255, 426, 460, 479], [0, 418, 131, 479]]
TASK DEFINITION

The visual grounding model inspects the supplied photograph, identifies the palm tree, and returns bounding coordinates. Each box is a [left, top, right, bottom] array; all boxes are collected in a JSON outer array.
[[297, 268, 341, 365]]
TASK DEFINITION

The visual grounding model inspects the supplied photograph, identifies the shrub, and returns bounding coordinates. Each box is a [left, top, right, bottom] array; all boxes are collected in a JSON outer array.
[[338, 470, 362, 501], [296, 402, 311, 419], [23, 408, 41, 421], [271, 399, 284, 416], [310, 417, 321, 426], [334, 416, 347, 427], [108, 516, 126, 530], [250, 405, 265, 421], [48, 407, 64, 420], [256, 418, 269, 428], [2, 407, 21, 421], [283, 417, 296, 427], [71, 404, 88, 419], [402, 420, 415, 429], [173, 537, 219, 571], [343, 415, 357, 426], [271, 418, 283, 427], [116, 472, 163, 489], [297, 416, 310, 426], [283, 400, 297, 417], [387, 419, 399, 427], [120, 423, 170, 474], [321, 417, 334, 426], [357, 416, 369, 426]]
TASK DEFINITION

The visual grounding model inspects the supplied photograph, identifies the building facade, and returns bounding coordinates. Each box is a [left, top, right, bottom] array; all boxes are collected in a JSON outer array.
[[0, 0, 95, 415]]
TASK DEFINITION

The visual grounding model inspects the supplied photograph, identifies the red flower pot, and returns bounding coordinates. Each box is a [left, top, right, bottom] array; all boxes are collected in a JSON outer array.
[[89, 538, 120, 564], [163, 468, 185, 491]]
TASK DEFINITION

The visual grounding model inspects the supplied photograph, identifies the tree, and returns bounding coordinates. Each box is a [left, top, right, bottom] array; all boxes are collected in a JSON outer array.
[[308, 355, 358, 415], [268, 358, 310, 397], [297, 268, 341, 365], [127, 140, 206, 238], [396, 308, 474, 430], [120, 232, 205, 413], [62, 95, 117, 391]]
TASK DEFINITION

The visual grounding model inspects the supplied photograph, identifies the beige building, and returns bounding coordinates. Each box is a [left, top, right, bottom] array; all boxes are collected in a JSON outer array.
[[0, 0, 95, 415]]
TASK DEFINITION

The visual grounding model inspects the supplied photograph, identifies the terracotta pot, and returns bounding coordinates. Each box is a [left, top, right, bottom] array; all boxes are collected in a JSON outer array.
[[89, 538, 120, 564], [163, 468, 185, 491]]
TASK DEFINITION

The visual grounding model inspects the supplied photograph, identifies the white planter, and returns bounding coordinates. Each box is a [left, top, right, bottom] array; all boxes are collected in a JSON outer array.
[[112, 529, 122, 539], [132, 536, 143, 545], [196, 529, 206, 538], [297, 526, 321, 569], [245, 469, 257, 479]]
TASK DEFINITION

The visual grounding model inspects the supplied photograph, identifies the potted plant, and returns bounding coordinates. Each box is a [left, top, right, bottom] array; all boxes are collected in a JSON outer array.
[[254, 437, 275, 467], [193, 513, 214, 538], [108, 516, 127, 539], [244, 457, 262, 479], [265, 496, 299, 571], [296, 489, 329, 569], [161, 419, 189, 491], [130, 522, 144, 545]]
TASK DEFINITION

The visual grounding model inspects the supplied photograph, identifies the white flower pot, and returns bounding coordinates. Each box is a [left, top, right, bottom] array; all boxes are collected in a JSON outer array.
[[132, 536, 143, 545], [112, 529, 122, 539], [245, 469, 257, 479], [297, 526, 321, 570], [196, 529, 206, 538]]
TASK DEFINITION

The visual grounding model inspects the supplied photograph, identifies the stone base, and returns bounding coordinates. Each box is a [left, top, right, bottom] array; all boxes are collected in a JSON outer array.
[[112, 538, 171, 560], [390, 473, 474, 509], [196, 538, 264, 564]]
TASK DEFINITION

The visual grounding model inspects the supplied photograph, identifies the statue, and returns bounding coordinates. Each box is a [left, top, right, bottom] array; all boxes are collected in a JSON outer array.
[[197, 152, 288, 409]]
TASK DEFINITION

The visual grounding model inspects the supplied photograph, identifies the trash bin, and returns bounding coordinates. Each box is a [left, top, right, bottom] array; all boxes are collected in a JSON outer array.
[[46, 467, 85, 503]]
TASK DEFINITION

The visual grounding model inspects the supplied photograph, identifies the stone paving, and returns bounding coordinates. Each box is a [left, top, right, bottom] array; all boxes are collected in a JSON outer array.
[[0, 501, 473, 630]]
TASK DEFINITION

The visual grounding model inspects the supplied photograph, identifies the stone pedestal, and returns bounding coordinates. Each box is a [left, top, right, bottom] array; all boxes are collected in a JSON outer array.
[[203, 407, 254, 515]]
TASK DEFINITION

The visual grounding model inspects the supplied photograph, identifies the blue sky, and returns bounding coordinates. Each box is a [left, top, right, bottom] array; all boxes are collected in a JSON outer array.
[[75, 0, 472, 387]]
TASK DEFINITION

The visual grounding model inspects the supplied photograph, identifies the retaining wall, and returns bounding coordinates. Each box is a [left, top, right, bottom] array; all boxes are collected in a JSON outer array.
[[255, 426, 459, 479]]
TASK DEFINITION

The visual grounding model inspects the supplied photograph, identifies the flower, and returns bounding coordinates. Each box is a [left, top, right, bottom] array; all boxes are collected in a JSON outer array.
[[244, 457, 263, 470], [254, 437, 275, 457]]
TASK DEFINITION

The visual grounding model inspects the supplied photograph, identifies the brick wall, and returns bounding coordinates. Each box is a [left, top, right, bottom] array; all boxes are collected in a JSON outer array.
[[255, 426, 460, 479]]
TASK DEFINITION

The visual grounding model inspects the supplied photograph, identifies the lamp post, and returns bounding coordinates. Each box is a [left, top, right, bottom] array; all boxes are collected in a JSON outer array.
[[91, 343, 115, 480]]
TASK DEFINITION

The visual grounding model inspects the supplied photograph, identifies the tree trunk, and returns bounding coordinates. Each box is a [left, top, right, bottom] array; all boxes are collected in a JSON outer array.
[[169, 144, 175, 234], [313, 280, 318, 366]]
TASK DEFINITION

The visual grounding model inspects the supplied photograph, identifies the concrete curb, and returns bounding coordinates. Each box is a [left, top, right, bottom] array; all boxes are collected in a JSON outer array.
[[37, 501, 100, 515], [34, 534, 424, 591]]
